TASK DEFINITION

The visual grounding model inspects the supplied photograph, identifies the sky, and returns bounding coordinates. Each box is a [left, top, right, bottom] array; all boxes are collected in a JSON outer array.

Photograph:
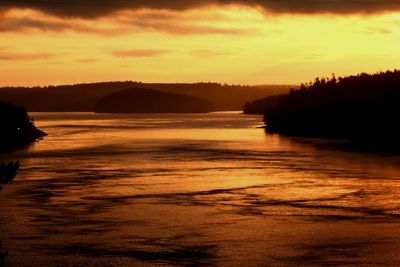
[[1, 0, 400, 86]]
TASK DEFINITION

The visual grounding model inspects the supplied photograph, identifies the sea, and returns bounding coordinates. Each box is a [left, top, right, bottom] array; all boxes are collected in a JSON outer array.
[[1, 112, 400, 266]]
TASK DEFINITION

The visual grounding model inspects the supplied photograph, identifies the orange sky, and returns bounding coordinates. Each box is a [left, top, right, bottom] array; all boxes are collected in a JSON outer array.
[[1, 2, 400, 86]]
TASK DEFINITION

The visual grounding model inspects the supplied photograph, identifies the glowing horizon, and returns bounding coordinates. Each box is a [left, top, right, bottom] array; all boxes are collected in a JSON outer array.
[[1, 3, 400, 86]]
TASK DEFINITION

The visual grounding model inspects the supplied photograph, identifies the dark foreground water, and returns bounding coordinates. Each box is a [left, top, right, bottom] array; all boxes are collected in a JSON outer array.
[[1, 112, 400, 266]]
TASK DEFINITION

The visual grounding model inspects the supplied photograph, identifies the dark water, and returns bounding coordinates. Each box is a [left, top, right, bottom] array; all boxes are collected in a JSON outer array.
[[1, 112, 400, 266]]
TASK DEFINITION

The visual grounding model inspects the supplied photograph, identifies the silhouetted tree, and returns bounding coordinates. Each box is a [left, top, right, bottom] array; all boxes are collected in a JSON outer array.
[[0, 101, 46, 151], [262, 70, 400, 141], [0, 101, 36, 264]]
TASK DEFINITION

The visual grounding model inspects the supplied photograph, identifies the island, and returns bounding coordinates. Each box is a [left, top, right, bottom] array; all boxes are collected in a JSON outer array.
[[94, 88, 215, 113], [0, 101, 47, 151], [257, 70, 400, 142]]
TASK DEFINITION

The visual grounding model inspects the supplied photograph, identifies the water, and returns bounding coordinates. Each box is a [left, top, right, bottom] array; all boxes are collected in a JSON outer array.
[[1, 112, 400, 266]]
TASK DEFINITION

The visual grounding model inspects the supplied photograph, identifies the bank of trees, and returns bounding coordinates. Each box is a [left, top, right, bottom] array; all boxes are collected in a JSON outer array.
[[261, 70, 400, 140], [0, 101, 46, 151]]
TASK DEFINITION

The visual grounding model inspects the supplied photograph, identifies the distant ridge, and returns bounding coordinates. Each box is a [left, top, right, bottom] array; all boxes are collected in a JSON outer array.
[[0, 82, 291, 112], [243, 95, 281, 114], [95, 88, 214, 113]]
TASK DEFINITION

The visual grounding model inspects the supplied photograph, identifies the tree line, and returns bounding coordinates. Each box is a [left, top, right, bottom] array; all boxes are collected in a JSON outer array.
[[254, 70, 400, 141]]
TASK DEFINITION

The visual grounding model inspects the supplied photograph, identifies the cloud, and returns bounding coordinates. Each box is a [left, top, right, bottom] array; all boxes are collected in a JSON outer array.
[[364, 26, 393, 35], [120, 18, 254, 35], [0, 48, 54, 61], [76, 58, 98, 63], [112, 49, 171, 57], [115, 9, 256, 35], [0, 17, 70, 31], [0, 0, 400, 18], [0, 13, 122, 34], [0, 9, 254, 35], [1, 0, 400, 18], [252, 0, 400, 14]]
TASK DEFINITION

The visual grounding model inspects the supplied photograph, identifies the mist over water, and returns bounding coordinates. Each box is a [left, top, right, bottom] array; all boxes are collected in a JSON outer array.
[[1, 112, 400, 266]]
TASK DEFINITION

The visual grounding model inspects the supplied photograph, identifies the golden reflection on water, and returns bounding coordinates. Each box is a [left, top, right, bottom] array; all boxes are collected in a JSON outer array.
[[1, 112, 400, 266]]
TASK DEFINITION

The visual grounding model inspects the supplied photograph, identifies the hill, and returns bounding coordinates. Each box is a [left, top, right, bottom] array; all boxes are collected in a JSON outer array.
[[95, 88, 214, 113], [0, 82, 290, 112], [263, 70, 400, 141], [243, 95, 281, 114]]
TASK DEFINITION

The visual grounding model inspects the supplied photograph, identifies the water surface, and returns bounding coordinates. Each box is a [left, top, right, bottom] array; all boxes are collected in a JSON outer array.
[[1, 112, 400, 266]]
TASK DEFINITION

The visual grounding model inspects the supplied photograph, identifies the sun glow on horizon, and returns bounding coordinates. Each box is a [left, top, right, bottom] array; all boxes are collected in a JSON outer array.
[[1, 6, 400, 86]]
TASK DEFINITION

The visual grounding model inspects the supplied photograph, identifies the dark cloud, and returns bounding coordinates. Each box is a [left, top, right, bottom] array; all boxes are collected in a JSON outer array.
[[116, 11, 256, 35], [0, 17, 70, 31], [0, 16, 128, 35], [112, 49, 171, 57], [0, 8, 254, 35], [252, 0, 400, 14], [1, 0, 400, 18]]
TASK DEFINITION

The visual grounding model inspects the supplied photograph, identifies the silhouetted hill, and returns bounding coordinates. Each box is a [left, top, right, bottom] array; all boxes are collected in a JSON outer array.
[[95, 88, 214, 113], [263, 70, 400, 141], [243, 95, 281, 114], [0, 101, 46, 151], [0, 82, 290, 112]]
